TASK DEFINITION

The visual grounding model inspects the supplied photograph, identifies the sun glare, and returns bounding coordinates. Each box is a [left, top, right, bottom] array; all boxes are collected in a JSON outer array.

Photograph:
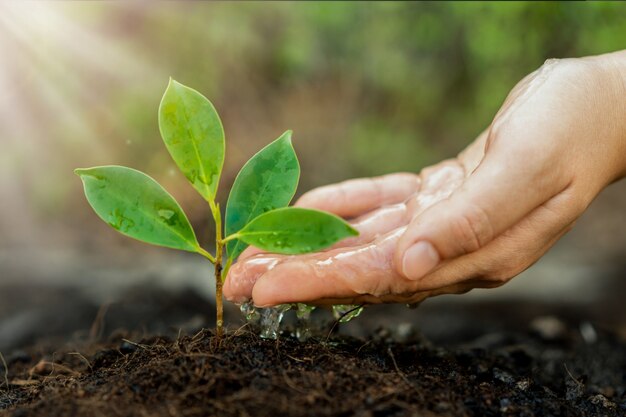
[[0, 1, 160, 246], [0, 2, 159, 150]]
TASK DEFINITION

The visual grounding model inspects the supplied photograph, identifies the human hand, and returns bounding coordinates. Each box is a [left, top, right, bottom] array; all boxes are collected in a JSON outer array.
[[223, 51, 626, 307]]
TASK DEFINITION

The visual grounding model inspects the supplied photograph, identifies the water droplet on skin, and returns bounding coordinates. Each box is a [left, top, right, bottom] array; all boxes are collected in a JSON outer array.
[[332, 305, 364, 323]]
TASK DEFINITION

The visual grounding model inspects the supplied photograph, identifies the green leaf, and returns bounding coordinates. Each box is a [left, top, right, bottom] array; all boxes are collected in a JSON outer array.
[[158, 78, 225, 202], [75, 166, 200, 253], [225, 131, 300, 259], [235, 207, 358, 255]]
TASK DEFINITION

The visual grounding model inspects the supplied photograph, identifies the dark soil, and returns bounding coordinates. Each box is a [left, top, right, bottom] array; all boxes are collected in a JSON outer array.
[[1, 301, 625, 417], [2, 272, 626, 417]]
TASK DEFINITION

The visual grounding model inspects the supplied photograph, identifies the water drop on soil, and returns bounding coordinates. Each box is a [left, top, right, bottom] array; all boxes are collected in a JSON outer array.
[[240, 301, 260, 323], [259, 304, 292, 339], [295, 304, 316, 341], [296, 303, 315, 320]]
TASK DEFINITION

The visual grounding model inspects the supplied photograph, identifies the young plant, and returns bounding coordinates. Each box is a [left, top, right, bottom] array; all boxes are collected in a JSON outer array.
[[75, 79, 358, 337]]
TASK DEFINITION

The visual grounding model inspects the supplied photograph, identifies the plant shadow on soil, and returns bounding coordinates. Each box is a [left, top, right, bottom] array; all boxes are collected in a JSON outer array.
[[0, 278, 625, 417]]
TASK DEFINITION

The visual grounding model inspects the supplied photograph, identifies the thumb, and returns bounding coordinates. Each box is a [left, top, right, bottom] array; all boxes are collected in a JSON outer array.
[[395, 142, 565, 281]]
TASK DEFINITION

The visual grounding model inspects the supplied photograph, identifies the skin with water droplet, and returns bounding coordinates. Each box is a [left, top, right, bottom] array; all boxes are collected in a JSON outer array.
[[226, 257, 280, 304]]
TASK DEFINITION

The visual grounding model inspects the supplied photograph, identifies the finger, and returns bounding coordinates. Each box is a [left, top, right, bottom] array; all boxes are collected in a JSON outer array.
[[295, 173, 420, 218], [251, 229, 406, 307], [457, 130, 488, 175], [409, 184, 584, 291], [317, 183, 585, 305], [395, 126, 569, 281], [231, 161, 465, 299], [237, 172, 419, 261], [404, 159, 466, 215], [223, 255, 286, 304], [226, 228, 403, 304], [336, 203, 408, 247], [237, 202, 410, 261]]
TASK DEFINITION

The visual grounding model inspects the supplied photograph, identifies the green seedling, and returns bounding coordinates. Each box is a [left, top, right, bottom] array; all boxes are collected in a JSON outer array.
[[75, 79, 358, 337]]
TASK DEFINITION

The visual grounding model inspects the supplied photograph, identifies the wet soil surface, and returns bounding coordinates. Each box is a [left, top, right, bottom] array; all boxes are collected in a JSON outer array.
[[0, 282, 625, 416]]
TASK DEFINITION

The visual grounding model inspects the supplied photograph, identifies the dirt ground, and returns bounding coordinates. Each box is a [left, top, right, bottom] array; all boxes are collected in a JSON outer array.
[[0, 281, 625, 417]]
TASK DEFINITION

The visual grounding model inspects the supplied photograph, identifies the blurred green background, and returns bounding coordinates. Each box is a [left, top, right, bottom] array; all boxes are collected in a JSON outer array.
[[0, 2, 624, 303]]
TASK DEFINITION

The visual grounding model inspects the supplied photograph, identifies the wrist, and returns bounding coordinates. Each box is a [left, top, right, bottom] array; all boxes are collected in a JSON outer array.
[[591, 50, 626, 182], [578, 50, 626, 184]]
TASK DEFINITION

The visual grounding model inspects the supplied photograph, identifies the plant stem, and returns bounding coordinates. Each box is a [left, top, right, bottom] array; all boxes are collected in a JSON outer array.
[[221, 233, 240, 243], [222, 257, 233, 282], [197, 247, 216, 264], [213, 203, 224, 339]]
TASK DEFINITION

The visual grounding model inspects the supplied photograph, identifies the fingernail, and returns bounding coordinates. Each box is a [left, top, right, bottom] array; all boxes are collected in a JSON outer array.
[[401, 241, 440, 280]]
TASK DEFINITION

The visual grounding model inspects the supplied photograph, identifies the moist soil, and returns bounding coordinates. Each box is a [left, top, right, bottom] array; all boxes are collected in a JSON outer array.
[[0, 285, 625, 417]]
